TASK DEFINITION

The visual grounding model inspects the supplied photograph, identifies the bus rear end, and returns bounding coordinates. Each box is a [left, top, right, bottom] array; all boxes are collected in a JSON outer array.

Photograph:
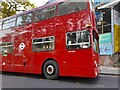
[[55, 0, 100, 78]]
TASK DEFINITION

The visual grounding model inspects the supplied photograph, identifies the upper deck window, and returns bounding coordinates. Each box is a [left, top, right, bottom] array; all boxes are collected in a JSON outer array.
[[16, 12, 33, 26], [57, 1, 87, 16], [2, 18, 16, 30], [35, 5, 56, 21]]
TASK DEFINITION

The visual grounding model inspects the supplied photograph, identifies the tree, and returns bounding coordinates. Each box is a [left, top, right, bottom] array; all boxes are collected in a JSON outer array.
[[0, 0, 35, 19]]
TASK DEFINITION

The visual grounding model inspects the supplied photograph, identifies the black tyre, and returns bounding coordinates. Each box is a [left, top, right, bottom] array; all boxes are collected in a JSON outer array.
[[43, 60, 59, 79]]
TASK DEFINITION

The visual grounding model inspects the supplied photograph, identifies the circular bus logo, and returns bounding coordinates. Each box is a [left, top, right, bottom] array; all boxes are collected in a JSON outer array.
[[19, 43, 25, 50]]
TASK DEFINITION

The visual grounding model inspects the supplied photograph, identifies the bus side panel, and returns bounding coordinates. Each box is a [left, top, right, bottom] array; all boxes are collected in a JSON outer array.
[[32, 18, 56, 74]]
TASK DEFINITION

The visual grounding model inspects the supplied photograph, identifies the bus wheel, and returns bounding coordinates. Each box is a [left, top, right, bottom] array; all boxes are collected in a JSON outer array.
[[43, 60, 59, 80]]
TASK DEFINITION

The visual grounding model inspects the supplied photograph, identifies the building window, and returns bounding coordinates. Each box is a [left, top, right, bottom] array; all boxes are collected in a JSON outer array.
[[32, 36, 55, 52], [66, 30, 90, 50], [96, 9, 111, 34]]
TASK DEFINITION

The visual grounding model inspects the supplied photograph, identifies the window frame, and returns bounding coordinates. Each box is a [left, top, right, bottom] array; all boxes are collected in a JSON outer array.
[[66, 30, 91, 50]]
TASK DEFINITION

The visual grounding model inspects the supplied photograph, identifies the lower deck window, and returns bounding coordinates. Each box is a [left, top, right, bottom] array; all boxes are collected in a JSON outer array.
[[66, 30, 90, 50], [32, 36, 55, 52], [0, 42, 14, 54]]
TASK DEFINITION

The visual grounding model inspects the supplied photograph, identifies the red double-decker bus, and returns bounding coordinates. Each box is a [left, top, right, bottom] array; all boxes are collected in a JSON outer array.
[[0, 0, 100, 79]]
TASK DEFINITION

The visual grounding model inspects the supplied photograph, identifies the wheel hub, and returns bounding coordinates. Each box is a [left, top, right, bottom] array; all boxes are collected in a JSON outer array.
[[46, 65, 54, 74]]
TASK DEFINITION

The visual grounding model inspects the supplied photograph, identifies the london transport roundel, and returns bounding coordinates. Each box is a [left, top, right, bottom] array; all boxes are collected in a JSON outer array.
[[19, 43, 25, 50]]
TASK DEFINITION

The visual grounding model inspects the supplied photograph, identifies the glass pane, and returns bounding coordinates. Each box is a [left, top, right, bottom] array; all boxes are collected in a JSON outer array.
[[58, 1, 87, 16], [0, 42, 14, 54], [35, 6, 55, 21], [25, 13, 33, 24], [33, 38, 42, 43], [80, 31, 89, 42], [67, 32, 76, 44], [58, 2, 70, 16], [17, 15, 25, 26], [45, 10, 55, 19], [3, 18, 16, 29], [17, 13, 32, 26]]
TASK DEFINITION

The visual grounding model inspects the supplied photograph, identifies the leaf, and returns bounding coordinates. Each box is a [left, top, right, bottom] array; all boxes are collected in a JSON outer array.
[[0, 0, 36, 19]]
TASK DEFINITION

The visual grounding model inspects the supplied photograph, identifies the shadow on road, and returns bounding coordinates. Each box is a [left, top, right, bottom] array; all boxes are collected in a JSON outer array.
[[1, 71, 44, 79], [1, 71, 101, 84], [58, 76, 101, 85]]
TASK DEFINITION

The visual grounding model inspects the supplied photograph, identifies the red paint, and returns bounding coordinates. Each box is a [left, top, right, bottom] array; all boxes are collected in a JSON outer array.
[[0, 0, 100, 78]]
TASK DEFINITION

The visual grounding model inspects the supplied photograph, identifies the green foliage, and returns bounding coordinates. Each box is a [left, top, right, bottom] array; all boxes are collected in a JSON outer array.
[[0, 0, 35, 19]]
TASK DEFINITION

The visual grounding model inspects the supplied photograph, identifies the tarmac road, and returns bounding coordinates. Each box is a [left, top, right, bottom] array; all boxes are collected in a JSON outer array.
[[1, 72, 119, 88]]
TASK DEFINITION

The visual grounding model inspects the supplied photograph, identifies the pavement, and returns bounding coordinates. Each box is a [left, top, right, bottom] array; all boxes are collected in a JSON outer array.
[[100, 66, 119, 75]]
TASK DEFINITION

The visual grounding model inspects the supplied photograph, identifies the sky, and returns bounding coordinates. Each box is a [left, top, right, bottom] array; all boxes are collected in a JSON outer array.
[[29, 0, 49, 7]]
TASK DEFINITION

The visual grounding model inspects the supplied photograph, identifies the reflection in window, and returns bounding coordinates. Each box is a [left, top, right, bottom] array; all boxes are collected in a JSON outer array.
[[57, 1, 87, 16], [35, 5, 56, 21], [16, 12, 33, 26], [66, 30, 90, 50], [2, 18, 16, 30], [32, 36, 55, 52], [0, 42, 14, 54]]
